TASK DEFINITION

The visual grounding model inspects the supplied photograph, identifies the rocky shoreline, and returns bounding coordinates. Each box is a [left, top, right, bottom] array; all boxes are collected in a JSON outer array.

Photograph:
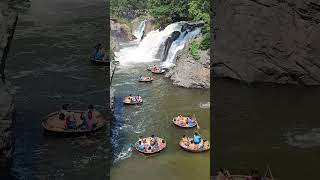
[[166, 42, 210, 89], [0, 1, 18, 178]]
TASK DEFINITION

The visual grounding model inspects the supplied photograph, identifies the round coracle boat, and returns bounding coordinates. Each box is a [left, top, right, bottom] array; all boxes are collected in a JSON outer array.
[[123, 96, 143, 105], [42, 110, 106, 133], [138, 77, 153, 82], [135, 137, 166, 154], [172, 115, 197, 128], [179, 137, 210, 153], [90, 57, 108, 65], [147, 66, 160, 71], [151, 68, 165, 74]]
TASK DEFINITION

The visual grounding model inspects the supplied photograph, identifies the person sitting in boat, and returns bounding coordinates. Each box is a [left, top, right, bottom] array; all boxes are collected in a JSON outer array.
[[86, 111, 93, 130], [80, 111, 86, 128], [150, 135, 157, 147], [182, 135, 190, 146], [59, 104, 70, 120], [188, 116, 193, 126], [136, 95, 142, 103], [152, 64, 156, 71], [66, 112, 77, 129], [185, 116, 189, 124], [128, 94, 133, 102], [193, 132, 201, 144], [178, 113, 182, 120], [138, 141, 145, 152], [138, 136, 143, 142], [86, 110, 97, 130], [93, 43, 105, 61]]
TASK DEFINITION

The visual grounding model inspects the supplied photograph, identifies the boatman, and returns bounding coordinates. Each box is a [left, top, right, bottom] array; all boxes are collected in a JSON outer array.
[[93, 43, 105, 61]]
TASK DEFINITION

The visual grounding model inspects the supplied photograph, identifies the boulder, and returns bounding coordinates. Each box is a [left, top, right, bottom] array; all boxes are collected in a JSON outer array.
[[213, 0, 320, 85], [166, 42, 210, 88]]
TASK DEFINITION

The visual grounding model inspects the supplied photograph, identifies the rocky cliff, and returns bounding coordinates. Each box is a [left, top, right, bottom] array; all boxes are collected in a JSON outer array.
[[213, 0, 320, 85], [110, 19, 136, 41], [0, 1, 18, 179], [166, 43, 210, 88]]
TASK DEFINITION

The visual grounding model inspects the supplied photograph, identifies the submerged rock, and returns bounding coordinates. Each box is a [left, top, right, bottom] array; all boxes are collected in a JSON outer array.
[[213, 0, 320, 85], [166, 42, 210, 88]]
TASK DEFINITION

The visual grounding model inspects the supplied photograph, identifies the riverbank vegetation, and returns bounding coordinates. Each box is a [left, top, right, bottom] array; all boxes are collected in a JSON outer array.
[[111, 0, 210, 53]]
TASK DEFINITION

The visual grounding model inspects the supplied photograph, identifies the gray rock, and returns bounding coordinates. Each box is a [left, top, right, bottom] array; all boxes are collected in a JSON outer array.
[[0, 1, 17, 178], [110, 20, 135, 41], [0, 83, 15, 179], [166, 43, 210, 88], [213, 0, 320, 85]]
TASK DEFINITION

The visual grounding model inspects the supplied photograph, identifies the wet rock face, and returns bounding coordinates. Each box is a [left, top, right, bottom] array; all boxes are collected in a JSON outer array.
[[166, 43, 210, 88], [1, 3, 18, 83], [0, 1, 18, 178], [144, 18, 156, 34], [110, 20, 136, 41], [161, 31, 181, 61], [160, 21, 204, 62], [213, 0, 320, 85], [181, 21, 204, 32], [0, 85, 15, 179]]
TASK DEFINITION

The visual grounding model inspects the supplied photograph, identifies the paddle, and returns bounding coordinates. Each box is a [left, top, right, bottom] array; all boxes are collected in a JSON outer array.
[[193, 113, 209, 142]]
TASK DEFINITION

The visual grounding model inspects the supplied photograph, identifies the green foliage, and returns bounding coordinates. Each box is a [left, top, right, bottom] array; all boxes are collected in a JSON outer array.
[[190, 40, 200, 61], [111, 0, 148, 18], [199, 32, 210, 50], [189, 0, 210, 50], [188, 0, 210, 24], [147, 0, 189, 21]]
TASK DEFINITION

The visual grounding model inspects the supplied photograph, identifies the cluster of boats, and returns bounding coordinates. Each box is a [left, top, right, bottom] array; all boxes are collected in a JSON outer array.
[[122, 64, 210, 154], [42, 46, 110, 134]]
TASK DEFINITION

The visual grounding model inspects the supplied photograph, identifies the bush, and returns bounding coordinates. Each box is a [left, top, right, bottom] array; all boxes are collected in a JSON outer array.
[[199, 33, 210, 50], [190, 40, 200, 61]]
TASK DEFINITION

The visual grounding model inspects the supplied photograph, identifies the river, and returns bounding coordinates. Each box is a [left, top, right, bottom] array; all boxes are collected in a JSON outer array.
[[7, 0, 109, 179], [213, 80, 320, 179], [110, 22, 210, 180]]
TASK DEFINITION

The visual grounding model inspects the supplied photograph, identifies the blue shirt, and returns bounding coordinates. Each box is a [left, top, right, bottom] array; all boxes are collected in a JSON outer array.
[[193, 135, 201, 143], [188, 118, 193, 126], [95, 51, 104, 60], [138, 144, 145, 151]]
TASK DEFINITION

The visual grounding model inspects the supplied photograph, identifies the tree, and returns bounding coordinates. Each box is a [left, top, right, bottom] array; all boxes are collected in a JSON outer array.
[[147, 0, 189, 21]]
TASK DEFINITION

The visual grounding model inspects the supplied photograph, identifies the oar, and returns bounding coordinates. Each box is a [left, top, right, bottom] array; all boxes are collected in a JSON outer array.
[[194, 113, 200, 130], [193, 114, 208, 141]]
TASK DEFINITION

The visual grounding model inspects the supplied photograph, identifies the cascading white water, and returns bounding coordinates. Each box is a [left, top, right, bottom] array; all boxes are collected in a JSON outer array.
[[162, 27, 201, 67], [133, 20, 146, 41], [115, 21, 202, 67]]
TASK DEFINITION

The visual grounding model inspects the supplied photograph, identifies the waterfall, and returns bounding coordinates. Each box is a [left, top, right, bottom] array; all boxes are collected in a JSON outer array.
[[115, 21, 202, 67], [133, 20, 146, 41]]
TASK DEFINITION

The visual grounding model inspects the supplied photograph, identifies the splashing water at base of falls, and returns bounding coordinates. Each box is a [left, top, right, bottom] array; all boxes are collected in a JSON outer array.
[[115, 21, 202, 68], [133, 20, 146, 41]]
